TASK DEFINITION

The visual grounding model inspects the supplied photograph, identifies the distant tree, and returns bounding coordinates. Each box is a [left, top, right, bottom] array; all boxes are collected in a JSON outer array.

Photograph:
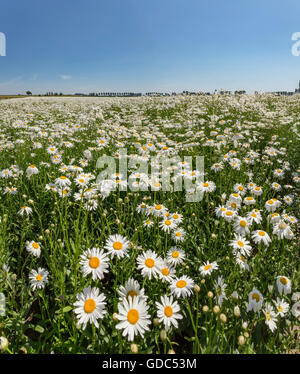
[[26, 91, 32, 96]]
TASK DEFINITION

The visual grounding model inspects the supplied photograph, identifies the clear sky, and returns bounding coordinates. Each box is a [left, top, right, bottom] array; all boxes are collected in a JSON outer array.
[[0, 0, 300, 94]]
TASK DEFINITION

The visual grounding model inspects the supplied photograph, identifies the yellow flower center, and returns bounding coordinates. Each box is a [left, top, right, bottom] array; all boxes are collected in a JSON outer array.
[[175, 232, 182, 237], [165, 220, 172, 226], [164, 306, 173, 317], [204, 264, 212, 271], [172, 251, 179, 258], [89, 257, 100, 269], [268, 200, 274, 205], [203, 182, 209, 187], [32, 242, 39, 250], [252, 293, 260, 302], [161, 268, 169, 276], [113, 241, 123, 250], [176, 280, 187, 288], [226, 211, 233, 216], [145, 258, 155, 268], [36, 274, 42, 281], [155, 204, 162, 210], [84, 299, 96, 314], [127, 309, 139, 324], [258, 231, 265, 236], [60, 176, 67, 180], [237, 240, 244, 247], [240, 220, 246, 227], [280, 277, 287, 285], [173, 214, 179, 219]]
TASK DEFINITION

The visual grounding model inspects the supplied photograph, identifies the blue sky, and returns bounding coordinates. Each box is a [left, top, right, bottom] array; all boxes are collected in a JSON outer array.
[[0, 0, 300, 94]]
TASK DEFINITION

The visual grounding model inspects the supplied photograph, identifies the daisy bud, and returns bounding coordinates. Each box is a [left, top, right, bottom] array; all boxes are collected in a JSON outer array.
[[213, 305, 220, 314], [116, 219, 120, 225], [11, 274, 17, 281], [160, 329, 167, 342], [234, 306, 241, 317], [0, 336, 8, 352], [242, 322, 248, 330], [118, 198, 123, 204], [51, 224, 55, 228], [130, 343, 138, 354], [22, 194, 27, 199], [45, 229, 50, 235], [39, 236, 43, 240], [124, 197, 129, 203], [168, 349, 176, 354], [220, 313, 227, 323], [211, 233, 216, 239], [231, 291, 239, 300], [102, 212, 107, 217], [268, 285, 274, 293], [238, 335, 246, 346], [225, 256, 230, 261], [202, 305, 209, 312], [28, 199, 34, 204], [201, 279, 205, 284], [244, 332, 249, 338], [153, 318, 160, 326], [207, 291, 214, 299], [194, 285, 200, 292], [112, 312, 118, 322], [19, 346, 27, 354]]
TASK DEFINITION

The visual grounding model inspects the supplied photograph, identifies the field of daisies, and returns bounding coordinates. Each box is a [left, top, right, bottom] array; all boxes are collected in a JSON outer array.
[[0, 94, 299, 354]]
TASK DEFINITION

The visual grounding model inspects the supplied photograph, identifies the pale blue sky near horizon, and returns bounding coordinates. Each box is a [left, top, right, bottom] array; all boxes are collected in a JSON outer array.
[[0, 0, 300, 94]]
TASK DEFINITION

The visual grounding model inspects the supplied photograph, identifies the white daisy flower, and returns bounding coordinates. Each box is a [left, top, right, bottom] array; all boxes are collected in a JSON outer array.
[[274, 298, 289, 317], [199, 261, 218, 277], [104, 234, 130, 258], [115, 295, 151, 341], [263, 303, 278, 332], [214, 276, 227, 306], [80, 247, 109, 280], [136, 250, 163, 280], [252, 230, 272, 246], [158, 262, 176, 283], [55, 175, 71, 189], [26, 241, 41, 257], [73, 286, 107, 330], [246, 209, 262, 225], [29, 268, 49, 290], [170, 275, 194, 298], [117, 278, 147, 302], [159, 218, 177, 233], [230, 234, 252, 257], [156, 295, 183, 331], [18, 205, 33, 217], [235, 252, 250, 271], [166, 247, 186, 267], [171, 228, 186, 243], [247, 289, 263, 312], [276, 276, 291, 295]]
